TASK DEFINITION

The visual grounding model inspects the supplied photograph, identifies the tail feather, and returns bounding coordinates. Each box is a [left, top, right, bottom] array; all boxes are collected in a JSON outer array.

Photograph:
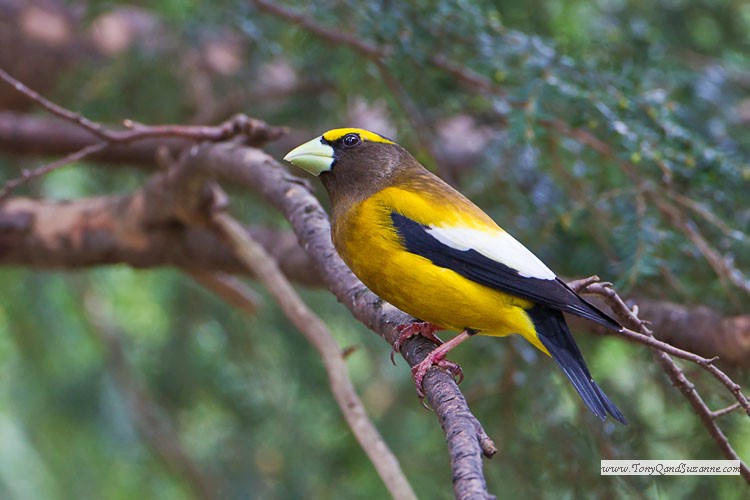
[[529, 305, 627, 425]]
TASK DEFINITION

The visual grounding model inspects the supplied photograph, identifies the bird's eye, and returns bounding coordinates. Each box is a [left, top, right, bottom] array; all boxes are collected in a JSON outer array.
[[342, 133, 361, 147]]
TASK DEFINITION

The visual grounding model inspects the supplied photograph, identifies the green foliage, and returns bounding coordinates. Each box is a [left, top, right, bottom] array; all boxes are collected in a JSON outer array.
[[2, 0, 749, 498]]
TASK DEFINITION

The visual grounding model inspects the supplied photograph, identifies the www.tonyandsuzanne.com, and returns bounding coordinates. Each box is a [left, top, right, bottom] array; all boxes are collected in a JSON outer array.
[[601, 460, 740, 476]]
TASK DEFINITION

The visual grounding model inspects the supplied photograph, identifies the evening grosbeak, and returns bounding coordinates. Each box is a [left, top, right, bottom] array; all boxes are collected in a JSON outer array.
[[284, 128, 626, 424]]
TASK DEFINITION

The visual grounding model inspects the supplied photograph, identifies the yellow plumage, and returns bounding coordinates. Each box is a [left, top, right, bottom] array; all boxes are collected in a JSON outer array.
[[333, 183, 547, 354]]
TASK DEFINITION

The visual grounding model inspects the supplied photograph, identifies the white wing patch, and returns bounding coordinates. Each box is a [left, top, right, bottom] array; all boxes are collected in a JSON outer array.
[[425, 226, 557, 280]]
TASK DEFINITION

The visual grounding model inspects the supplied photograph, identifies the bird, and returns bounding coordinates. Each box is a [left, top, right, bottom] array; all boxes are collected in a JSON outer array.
[[284, 127, 626, 424]]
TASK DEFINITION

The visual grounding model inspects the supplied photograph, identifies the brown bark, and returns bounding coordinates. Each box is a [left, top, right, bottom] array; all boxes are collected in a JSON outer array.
[[634, 299, 750, 368], [0, 112, 194, 165], [0, 195, 321, 287], [567, 295, 750, 369]]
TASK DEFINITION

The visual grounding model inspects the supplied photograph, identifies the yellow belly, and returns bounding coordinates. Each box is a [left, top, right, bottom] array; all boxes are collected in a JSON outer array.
[[332, 188, 547, 354]]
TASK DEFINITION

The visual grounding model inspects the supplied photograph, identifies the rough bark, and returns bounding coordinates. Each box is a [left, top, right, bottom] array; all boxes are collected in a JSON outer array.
[[0, 195, 321, 286]]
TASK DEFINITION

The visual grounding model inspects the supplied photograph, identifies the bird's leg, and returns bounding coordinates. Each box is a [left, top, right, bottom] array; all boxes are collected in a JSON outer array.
[[390, 321, 444, 364], [412, 329, 476, 398]]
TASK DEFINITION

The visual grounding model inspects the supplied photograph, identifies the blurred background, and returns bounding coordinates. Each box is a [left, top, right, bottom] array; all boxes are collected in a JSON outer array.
[[0, 0, 749, 498]]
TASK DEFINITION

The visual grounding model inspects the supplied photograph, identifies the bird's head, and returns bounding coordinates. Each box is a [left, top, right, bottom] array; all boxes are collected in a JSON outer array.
[[284, 128, 414, 202]]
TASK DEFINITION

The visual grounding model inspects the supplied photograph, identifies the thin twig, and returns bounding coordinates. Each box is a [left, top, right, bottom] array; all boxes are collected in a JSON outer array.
[[0, 69, 286, 197], [651, 347, 749, 483], [251, 0, 384, 59], [543, 115, 750, 297], [250, 0, 500, 96], [373, 61, 447, 180], [0, 67, 113, 140], [0, 114, 284, 199], [668, 191, 750, 244], [711, 403, 741, 420], [580, 281, 750, 417], [577, 279, 750, 484], [210, 207, 418, 500], [652, 195, 750, 296], [189, 271, 262, 314], [0, 142, 107, 199], [1, 67, 287, 145], [249, 1, 445, 178]]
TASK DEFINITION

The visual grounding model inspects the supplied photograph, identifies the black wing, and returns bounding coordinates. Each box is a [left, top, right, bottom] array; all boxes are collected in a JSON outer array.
[[391, 212, 620, 331]]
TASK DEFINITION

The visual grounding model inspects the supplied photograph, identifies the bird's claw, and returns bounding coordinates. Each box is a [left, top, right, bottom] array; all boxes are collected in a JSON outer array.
[[390, 321, 443, 365], [411, 352, 464, 399]]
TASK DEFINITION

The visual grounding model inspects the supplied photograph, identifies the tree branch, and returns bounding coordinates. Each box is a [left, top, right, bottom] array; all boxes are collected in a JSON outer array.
[[0, 111, 196, 165], [1, 67, 287, 146], [572, 280, 750, 484], [0, 195, 321, 286], [0, 66, 287, 196]]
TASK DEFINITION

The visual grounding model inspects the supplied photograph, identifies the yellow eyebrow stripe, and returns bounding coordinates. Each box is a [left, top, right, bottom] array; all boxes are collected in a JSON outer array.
[[322, 128, 395, 145]]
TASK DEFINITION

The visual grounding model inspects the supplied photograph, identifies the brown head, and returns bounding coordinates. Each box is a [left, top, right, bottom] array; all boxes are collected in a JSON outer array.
[[283, 128, 421, 208]]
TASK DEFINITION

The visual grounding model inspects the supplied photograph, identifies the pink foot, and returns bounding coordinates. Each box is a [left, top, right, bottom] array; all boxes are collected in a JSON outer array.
[[390, 321, 443, 365], [411, 354, 464, 398], [409, 329, 475, 398]]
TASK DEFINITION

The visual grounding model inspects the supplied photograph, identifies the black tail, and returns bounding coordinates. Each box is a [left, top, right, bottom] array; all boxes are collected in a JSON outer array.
[[529, 305, 627, 425]]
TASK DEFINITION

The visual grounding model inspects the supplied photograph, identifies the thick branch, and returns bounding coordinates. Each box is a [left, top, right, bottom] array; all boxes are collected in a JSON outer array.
[[629, 298, 750, 368], [0, 195, 321, 286]]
